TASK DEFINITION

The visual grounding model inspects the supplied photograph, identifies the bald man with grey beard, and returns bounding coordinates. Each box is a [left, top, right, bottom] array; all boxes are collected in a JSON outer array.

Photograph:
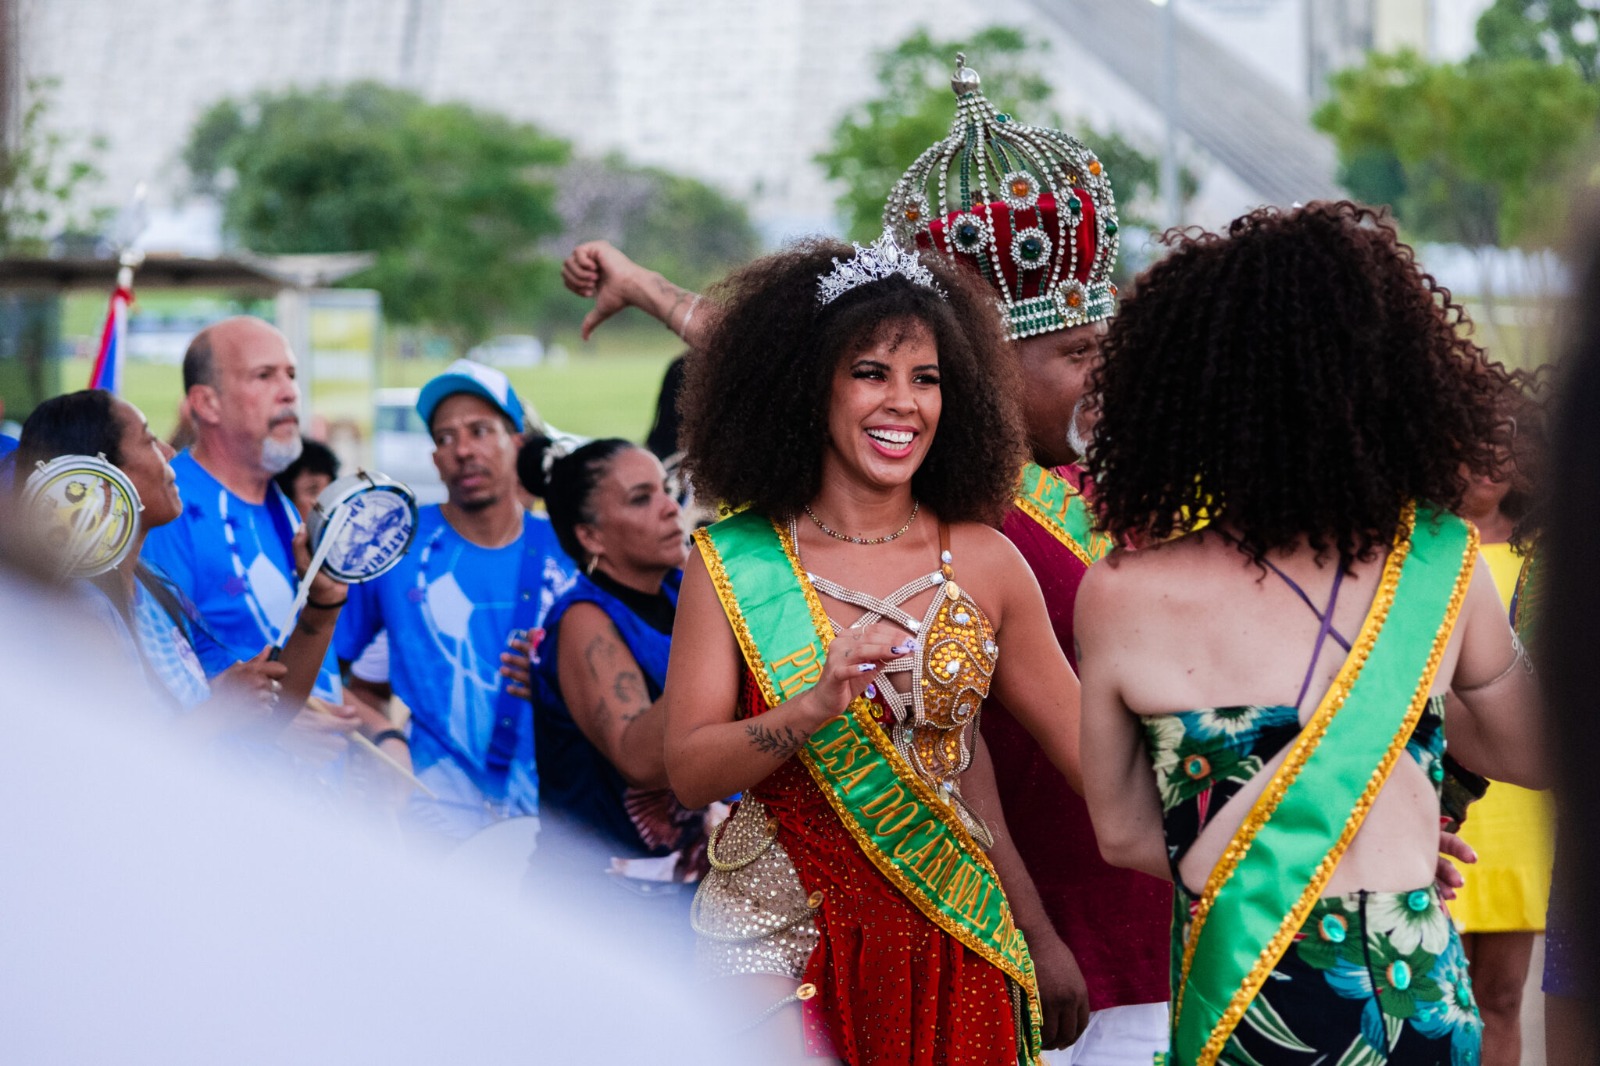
[[142, 317, 353, 715]]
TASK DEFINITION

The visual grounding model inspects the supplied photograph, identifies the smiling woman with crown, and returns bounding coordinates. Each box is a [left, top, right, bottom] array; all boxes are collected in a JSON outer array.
[[558, 53, 1126, 1058], [882, 55, 1177, 1066], [597, 233, 1085, 1065]]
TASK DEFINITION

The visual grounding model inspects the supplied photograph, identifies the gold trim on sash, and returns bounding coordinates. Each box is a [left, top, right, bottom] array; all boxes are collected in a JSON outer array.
[[1170, 506, 1478, 1063], [694, 527, 782, 710], [1012, 463, 1109, 568], [800, 700, 1037, 986], [693, 516, 1044, 1064]]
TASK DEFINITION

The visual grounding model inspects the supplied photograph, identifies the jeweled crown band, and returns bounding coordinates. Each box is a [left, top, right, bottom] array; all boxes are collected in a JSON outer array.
[[1006, 284, 1116, 339], [817, 231, 947, 306]]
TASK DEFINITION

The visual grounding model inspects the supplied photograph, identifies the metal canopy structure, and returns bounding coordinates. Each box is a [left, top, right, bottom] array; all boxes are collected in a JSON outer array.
[[0, 252, 376, 293], [1026, 0, 1343, 208]]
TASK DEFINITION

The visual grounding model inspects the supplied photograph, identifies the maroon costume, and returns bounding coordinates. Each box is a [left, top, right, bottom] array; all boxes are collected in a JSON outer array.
[[984, 465, 1171, 1012]]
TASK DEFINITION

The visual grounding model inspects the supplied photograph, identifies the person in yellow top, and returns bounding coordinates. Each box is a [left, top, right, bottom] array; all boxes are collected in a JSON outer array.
[[1454, 437, 1554, 1066]]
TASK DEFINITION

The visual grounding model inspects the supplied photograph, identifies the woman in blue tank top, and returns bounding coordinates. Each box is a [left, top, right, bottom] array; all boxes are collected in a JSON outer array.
[[517, 435, 709, 911]]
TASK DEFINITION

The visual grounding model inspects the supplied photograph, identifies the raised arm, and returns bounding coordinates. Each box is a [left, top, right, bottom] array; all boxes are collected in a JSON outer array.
[[554, 602, 672, 789], [1443, 560, 1547, 789], [984, 538, 1083, 793], [1074, 560, 1171, 881], [561, 240, 717, 348], [273, 525, 348, 715], [661, 546, 905, 809]]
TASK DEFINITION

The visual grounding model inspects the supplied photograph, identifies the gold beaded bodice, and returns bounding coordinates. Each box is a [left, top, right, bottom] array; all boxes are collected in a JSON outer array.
[[791, 519, 998, 844]]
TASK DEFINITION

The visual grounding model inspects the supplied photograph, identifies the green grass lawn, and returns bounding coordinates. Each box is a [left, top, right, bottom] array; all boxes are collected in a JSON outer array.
[[47, 294, 1550, 450], [62, 320, 685, 446]]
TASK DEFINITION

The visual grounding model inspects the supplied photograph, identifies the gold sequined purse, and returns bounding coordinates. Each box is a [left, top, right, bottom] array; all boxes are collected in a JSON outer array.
[[690, 796, 821, 980]]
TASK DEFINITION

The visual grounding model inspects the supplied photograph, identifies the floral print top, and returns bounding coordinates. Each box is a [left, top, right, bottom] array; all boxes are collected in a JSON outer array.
[[1140, 696, 1447, 877]]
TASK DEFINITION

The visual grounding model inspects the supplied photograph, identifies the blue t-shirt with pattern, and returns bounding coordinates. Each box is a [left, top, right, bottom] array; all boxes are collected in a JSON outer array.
[[143, 451, 342, 701], [335, 505, 576, 839]]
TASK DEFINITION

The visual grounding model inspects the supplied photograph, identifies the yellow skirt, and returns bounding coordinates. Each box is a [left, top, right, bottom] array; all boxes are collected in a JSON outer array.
[[1453, 783, 1554, 931], [1452, 542, 1554, 933]]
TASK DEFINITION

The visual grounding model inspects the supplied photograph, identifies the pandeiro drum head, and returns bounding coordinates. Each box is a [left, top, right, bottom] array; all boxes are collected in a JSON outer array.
[[21, 454, 142, 578], [308, 471, 418, 583]]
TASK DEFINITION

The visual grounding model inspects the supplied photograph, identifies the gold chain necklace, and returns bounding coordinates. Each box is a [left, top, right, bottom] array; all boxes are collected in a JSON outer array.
[[803, 500, 920, 545]]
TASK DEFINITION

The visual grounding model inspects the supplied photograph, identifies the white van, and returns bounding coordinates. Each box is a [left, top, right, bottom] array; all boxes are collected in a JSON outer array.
[[373, 388, 446, 505]]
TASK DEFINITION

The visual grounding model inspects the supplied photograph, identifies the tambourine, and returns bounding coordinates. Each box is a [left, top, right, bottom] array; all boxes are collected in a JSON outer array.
[[306, 471, 418, 583], [21, 454, 142, 578]]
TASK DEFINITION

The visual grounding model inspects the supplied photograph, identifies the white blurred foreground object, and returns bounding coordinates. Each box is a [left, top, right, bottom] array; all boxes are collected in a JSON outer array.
[[0, 571, 735, 1066]]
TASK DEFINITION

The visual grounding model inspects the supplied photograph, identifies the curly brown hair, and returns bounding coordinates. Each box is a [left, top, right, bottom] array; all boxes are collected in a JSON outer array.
[[1088, 201, 1512, 564], [680, 237, 1026, 525]]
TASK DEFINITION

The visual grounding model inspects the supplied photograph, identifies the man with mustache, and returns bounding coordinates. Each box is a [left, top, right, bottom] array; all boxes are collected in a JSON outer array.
[[143, 316, 346, 707], [335, 361, 577, 839]]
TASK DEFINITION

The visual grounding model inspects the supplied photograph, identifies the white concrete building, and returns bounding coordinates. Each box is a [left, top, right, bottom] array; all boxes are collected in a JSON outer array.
[[8, 0, 1493, 244]]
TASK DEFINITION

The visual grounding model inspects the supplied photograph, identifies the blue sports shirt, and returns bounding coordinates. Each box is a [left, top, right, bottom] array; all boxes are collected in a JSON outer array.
[[142, 450, 343, 701], [336, 505, 576, 839]]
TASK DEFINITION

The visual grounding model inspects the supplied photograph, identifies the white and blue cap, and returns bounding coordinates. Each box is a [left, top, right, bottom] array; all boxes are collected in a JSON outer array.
[[417, 359, 526, 432]]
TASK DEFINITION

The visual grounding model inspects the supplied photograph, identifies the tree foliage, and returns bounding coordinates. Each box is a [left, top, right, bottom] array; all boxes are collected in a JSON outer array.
[[0, 78, 109, 255], [1476, 0, 1600, 81], [188, 82, 760, 344], [816, 26, 1189, 244], [548, 156, 760, 295], [188, 83, 569, 346], [1313, 50, 1599, 248]]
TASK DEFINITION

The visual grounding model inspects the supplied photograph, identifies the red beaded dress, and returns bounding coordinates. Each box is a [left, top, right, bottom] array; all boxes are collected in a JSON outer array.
[[693, 528, 1028, 1065]]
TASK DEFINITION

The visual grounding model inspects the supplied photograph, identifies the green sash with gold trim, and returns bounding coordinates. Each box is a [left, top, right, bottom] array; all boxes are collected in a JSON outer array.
[[1014, 462, 1112, 567], [695, 510, 1043, 1065], [1171, 507, 1477, 1066]]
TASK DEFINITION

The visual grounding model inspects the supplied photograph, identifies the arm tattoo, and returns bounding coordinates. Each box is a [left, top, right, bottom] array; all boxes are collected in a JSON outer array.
[[651, 275, 692, 322], [585, 631, 649, 725], [613, 671, 648, 721], [584, 634, 624, 680], [1073, 638, 1083, 664], [745, 721, 809, 760]]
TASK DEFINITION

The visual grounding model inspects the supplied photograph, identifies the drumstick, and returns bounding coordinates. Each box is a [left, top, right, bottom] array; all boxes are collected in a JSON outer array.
[[268, 506, 351, 660], [306, 696, 439, 798]]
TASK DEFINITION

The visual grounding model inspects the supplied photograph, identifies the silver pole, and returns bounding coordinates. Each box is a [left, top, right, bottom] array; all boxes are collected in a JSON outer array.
[[1160, 0, 1181, 229]]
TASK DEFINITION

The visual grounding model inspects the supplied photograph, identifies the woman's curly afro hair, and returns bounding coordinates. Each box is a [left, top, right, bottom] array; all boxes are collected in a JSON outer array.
[[1088, 201, 1513, 564], [679, 237, 1026, 525]]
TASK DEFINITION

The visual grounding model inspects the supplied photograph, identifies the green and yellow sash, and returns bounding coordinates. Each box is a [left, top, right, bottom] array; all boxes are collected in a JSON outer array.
[[695, 511, 1043, 1065], [1014, 462, 1113, 567], [1171, 505, 1477, 1065]]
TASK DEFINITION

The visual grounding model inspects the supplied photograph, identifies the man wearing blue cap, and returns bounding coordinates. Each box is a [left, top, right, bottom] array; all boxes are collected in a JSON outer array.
[[338, 359, 577, 840]]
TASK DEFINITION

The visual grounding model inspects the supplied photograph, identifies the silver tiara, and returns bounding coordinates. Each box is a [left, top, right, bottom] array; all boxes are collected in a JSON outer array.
[[816, 231, 946, 306]]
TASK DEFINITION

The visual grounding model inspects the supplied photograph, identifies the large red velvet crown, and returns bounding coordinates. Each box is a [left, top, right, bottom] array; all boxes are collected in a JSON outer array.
[[884, 55, 1119, 340]]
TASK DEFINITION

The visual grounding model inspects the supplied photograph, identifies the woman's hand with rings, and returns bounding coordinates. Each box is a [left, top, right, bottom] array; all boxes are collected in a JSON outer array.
[[213, 647, 289, 711], [797, 622, 915, 726]]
